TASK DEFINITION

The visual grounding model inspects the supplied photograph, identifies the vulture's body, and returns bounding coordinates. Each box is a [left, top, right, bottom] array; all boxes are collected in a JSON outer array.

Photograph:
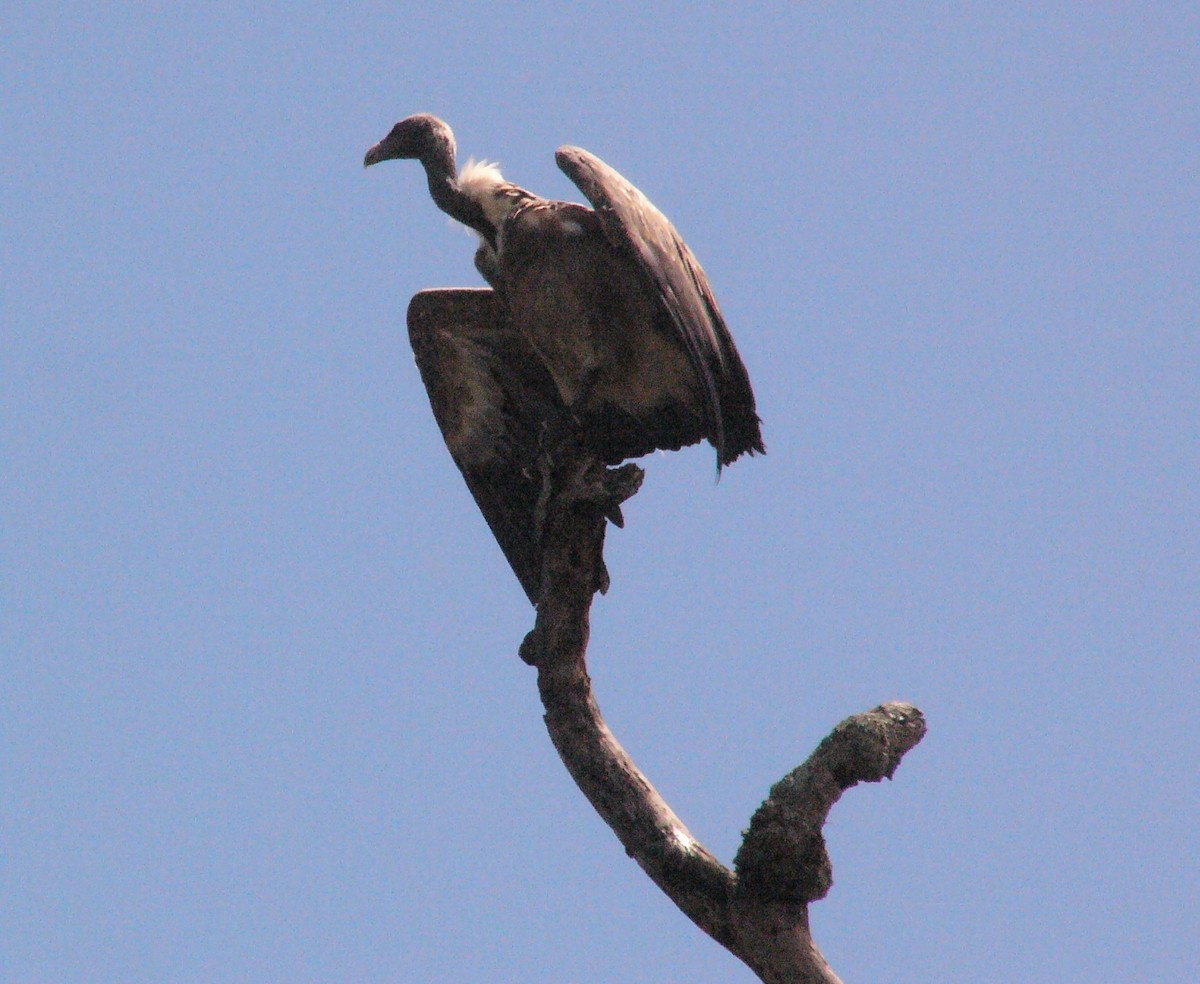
[[498, 195, 713, 463], [365, 114, 764, 601]]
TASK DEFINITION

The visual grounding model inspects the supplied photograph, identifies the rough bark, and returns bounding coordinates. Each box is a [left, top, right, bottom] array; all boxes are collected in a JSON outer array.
[[519, 453, 926, 982]]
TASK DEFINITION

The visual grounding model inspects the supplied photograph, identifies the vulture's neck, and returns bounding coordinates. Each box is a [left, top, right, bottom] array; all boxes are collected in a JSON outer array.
[[426, 170, 494, 245]]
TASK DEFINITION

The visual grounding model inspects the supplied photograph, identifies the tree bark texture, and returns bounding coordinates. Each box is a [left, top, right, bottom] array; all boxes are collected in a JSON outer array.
[[520, 456, 926, 983]]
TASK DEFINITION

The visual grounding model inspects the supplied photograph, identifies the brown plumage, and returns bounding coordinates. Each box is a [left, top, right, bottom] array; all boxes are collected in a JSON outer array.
[[406, 288, 563, 603], [366, 114, 764, 601]]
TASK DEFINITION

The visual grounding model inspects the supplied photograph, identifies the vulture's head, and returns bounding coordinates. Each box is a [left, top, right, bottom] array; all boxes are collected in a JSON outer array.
[[364, 113, 455, 169]]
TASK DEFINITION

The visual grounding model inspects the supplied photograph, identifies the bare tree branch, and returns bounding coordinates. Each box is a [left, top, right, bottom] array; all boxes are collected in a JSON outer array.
[[735, 702, 926, 905], [519, 455, 926, 982]]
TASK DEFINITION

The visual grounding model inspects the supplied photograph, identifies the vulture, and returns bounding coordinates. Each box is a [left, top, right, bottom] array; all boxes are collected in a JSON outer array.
[[365, 113, 764, 603]]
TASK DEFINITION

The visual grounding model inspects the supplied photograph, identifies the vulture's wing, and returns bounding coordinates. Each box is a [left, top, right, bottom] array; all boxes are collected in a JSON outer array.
[[555, 147, 763, 467], [407, 288, 563, 604]]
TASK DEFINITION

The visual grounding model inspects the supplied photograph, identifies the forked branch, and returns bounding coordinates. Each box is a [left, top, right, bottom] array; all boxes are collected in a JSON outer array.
[[519, 454, 926, 983]]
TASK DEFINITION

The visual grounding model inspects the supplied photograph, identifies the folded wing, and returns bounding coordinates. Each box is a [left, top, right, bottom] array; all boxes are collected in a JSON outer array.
[[554, 147, 764, 468], [407, 288, 565, 604]]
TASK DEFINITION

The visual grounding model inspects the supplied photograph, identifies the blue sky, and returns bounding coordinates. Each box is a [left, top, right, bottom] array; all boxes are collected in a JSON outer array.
[[4, 4, 1197, 981]]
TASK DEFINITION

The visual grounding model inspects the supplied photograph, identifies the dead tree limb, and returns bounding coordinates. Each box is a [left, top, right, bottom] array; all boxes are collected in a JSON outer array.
[[519, 455, 926, 983]]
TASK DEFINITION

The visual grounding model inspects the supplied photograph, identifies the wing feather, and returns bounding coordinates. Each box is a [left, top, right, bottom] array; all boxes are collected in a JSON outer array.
[[407, 288, 563, 604], [554, 147, 763, 467]]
